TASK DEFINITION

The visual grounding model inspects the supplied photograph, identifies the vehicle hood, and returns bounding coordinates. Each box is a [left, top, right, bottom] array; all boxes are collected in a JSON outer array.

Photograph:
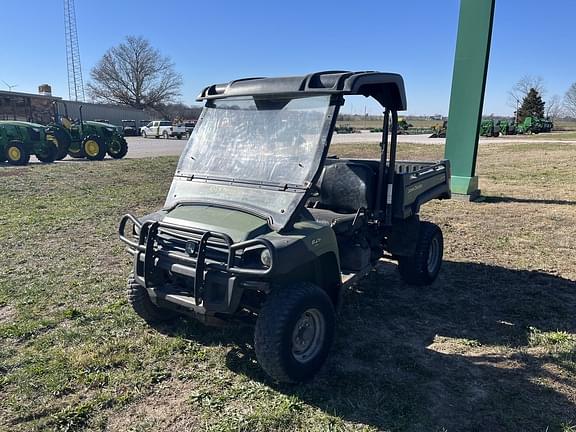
[[162, 205, 271, 243]]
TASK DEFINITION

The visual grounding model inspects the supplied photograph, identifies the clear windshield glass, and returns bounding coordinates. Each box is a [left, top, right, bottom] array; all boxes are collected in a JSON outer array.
[[165, 95, 333, 229], [176, 96, 331, 185]]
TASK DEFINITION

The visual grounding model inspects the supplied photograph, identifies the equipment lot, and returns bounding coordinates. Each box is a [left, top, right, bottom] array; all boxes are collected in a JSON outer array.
[[30, 131, 570, 161], [0, 140, 575, 431]]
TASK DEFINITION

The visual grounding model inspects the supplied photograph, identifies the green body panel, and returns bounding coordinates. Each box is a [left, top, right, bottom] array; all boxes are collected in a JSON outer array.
[[444, 0, 495, 196], [164, 206, 272, 243], [161, 205, 340, 277]]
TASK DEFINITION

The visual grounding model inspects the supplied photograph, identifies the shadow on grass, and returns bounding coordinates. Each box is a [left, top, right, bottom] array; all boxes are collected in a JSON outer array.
[[158, 261, 576, 431], [482, 195, 576, 206]]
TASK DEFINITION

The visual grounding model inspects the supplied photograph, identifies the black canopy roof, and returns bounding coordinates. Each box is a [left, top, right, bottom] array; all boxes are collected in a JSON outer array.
[[197, 71, 407, 111]]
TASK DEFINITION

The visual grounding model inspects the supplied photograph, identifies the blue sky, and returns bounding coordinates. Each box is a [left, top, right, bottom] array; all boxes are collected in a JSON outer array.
[[1, 0, 574, 115]]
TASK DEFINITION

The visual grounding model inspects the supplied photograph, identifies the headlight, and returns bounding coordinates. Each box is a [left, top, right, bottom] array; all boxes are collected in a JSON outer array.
[[260, 249, 272, 268]]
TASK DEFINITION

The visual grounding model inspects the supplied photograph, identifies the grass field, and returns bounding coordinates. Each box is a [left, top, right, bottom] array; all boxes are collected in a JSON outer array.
[[1, 141, 576, 431]]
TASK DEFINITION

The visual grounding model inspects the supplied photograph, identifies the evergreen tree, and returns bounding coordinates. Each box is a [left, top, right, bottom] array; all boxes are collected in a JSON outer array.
[[517, 88, 545, 122]]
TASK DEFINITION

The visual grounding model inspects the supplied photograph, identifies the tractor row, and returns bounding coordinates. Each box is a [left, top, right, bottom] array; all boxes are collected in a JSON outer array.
[[1, 103, 128, 166], [480, 117, 554, 137]]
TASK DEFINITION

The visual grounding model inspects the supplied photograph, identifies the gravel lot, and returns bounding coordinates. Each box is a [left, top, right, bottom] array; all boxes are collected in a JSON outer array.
[[36, 131, 576, 161]]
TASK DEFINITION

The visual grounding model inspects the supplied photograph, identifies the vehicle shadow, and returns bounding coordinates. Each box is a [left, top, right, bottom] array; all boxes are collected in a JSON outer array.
[[152, 260, 576, 430], [222, 261, 576, 431], [482, 195, 576, 206]]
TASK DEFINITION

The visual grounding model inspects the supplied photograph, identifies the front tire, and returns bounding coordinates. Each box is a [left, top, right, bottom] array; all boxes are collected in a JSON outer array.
[[127, 274, 177, 324], [254, 283, 335, 383], [398, 221, 443, 286], [5, 140, 30, 165], [82, 135, 107, 161], [142, 131, 147, 138], [107, 137, 128, 159]]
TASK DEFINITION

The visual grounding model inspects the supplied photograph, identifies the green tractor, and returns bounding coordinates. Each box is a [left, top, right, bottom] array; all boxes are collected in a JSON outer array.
[[479, 119, 500, 137], [0, 121, 57, 165], [396, 118, 413, 135], [46, 104, 128, 161], [429, 120, 447, 138], [498, 119, 517, 136], [515, 117, 553, 135]]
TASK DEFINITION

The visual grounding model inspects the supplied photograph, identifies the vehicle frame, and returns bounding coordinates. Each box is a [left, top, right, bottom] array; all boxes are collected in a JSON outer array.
[[119, 71, 451, 382]]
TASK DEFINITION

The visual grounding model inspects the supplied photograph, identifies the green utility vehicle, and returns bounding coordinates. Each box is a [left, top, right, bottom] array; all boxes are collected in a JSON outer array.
[[0, 121, 57, 165], [119, 71, 451, 383], [46, 104, 128, 160], [122, 120, 140, 137]]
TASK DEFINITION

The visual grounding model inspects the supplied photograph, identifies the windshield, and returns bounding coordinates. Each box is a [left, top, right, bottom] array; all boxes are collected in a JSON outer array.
[[166, 95, 333, 229], [177, 96, 330, 184]]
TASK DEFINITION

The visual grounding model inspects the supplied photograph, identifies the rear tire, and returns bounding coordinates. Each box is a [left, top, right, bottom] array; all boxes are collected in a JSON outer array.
[[127, 274, 178, 324], [107, 137, 128, 159], [35, 142, 57, 163], [398, 221, 443, 286], [5, 140, 30, 166], [163, 131, 169, 139], [254, 283, 335, 383], [82, 135, 106, 161], [47, 129, 72, 160]]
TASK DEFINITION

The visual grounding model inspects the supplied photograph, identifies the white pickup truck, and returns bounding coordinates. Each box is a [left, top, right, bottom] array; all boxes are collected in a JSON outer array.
[[140, 121, 186, 139]]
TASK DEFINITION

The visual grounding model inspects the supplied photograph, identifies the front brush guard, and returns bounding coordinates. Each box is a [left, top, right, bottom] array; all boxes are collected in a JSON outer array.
[[119, 213, 275, 306]]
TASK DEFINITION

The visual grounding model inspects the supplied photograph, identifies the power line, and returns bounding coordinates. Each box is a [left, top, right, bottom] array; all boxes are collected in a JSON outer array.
[[64, 0, 85, 101]]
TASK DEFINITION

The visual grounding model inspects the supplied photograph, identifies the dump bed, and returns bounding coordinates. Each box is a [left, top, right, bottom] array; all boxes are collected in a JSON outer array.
[[391, 160, 451, 218], [329, 158, 451, 219]]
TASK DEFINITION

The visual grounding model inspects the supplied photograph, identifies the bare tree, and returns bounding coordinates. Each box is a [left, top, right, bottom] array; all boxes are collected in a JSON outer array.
[[565, 83, 576, 118], [87, 36, 182, 109], [545, 95, 563, 119], [508, 75, 546, 110]]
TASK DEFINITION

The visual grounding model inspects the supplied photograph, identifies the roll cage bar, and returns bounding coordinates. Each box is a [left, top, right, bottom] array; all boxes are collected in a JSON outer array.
[[197, 70, 407, 111]]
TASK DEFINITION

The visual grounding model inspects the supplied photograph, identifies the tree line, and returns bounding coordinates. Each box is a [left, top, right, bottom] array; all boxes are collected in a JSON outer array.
[[509, 75, 576, 121]]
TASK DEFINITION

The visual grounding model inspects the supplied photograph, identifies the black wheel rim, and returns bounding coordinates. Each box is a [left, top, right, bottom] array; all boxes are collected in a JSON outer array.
[[291, 308, 325, 363]]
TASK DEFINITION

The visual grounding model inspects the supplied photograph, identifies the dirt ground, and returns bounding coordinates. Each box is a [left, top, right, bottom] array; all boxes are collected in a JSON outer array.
[[0, 141, 575, 431]]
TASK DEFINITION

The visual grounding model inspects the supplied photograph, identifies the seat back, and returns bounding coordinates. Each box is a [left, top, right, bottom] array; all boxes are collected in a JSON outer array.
[[316, 162, 376, 213]]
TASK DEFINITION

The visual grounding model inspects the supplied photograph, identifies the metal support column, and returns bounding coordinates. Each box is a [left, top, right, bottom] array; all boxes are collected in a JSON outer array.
[[444, 0, 495, 199]]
